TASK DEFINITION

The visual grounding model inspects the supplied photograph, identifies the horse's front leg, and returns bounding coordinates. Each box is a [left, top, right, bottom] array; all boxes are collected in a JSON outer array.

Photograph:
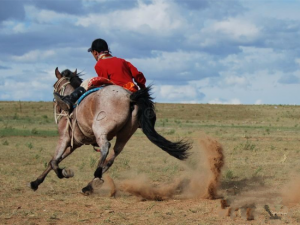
[[47, 132, 71, 176], [82, 134, 111, 195], [30, 134, 76, 191], [50, 145, 76, 179], [30, 163, 53, 191]]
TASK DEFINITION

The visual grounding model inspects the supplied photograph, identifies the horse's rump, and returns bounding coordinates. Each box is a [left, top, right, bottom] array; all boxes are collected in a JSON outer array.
[[72, 85, 134, 142]]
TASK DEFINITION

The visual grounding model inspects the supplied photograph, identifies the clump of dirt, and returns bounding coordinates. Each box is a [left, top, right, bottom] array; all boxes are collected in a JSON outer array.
[[246, 207, 254, 220], [113, 136, 225, 201], [219, 199, 256, 221], [220, 199, 230, 209], [220, 188, 287, 221]]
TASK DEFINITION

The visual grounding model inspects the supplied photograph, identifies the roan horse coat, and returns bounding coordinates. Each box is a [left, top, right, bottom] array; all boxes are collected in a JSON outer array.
[[30, 68, 191, 195]]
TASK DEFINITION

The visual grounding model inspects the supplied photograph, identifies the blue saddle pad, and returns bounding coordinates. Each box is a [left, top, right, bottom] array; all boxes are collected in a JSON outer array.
[[73, 87, 103, 108]]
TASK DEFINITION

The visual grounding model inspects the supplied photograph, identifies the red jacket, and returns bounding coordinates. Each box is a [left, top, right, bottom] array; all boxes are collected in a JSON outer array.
[[94, 57, 146, 92]]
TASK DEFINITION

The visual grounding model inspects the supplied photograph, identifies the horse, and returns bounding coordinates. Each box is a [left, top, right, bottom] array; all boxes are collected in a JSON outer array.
[[30, 68, 191, 195]]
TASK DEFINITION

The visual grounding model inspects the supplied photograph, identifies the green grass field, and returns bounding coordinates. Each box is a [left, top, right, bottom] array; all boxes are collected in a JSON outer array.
[[1, 101, 300, 224]]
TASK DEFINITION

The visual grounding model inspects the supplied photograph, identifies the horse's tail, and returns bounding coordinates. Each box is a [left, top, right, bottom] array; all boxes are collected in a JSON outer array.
[[130, 86, 191, 160]]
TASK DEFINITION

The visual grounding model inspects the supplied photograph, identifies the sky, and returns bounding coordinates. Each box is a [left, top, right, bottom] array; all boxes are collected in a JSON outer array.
[[0, 0, 300, 105]]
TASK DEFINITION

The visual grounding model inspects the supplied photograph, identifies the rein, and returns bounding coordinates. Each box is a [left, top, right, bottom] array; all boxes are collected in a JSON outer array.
[[54, 77, 70, 94], [53, 77, 71, 124], [53, 77, 95, 148]]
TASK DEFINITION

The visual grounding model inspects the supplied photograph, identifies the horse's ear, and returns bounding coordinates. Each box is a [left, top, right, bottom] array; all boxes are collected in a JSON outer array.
[[55, 67, 62, 79], [74, 69, 77, 75]]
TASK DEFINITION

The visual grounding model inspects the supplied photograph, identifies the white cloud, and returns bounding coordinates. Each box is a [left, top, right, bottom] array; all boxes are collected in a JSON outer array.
[[223, 75, 248, 87], [154, 84, 203, 103], [0, 61, 58, 101], [12, 23, 26, 33], [1, 21, 26, 34], [190, 17, 260, 47], [244, 1, 300, 21], [76, 0, 184, 35], [255, 99, 263, 105], [220, 46, 286, 72], [2, 80, 40, 100], [211, 18, 260, 41], [208, 98, 241, 105], [24, 5, 74, 24], [11, 50, 55, 62], [129, 50, 214, 81], [199, 70, 300, 105], [83, 0, 107, 3], [160, 85, 196, 99]]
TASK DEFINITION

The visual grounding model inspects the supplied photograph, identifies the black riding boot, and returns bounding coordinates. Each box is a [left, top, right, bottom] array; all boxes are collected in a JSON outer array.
[[54, 86, 86, 112]]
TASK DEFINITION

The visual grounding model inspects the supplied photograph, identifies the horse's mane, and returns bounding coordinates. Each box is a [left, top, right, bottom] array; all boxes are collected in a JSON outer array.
[[61, 69, 83, 89]]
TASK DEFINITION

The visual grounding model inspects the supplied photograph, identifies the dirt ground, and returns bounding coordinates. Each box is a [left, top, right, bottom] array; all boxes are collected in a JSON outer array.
[[1, 102, 300, 224]]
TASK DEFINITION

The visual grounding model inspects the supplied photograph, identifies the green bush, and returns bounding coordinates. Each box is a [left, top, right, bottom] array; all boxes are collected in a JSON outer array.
[[26, 142, 33, 149], [225, 170, 234, 179]]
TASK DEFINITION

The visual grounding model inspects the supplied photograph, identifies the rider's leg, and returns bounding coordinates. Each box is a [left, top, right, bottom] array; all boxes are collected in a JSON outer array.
[[54, 86, 86, 111]]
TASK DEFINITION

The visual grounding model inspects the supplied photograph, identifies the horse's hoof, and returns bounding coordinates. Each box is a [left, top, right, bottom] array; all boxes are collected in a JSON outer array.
[[62, 168, 74, 178], [29, 181, 38, 191], [82, 185, 93, 196]]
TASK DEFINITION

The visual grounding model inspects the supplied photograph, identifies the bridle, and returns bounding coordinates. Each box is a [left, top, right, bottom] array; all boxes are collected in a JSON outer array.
[[54, 77, 71, 95], [53, 77, 71, 124], [52, 76, 94, 148]]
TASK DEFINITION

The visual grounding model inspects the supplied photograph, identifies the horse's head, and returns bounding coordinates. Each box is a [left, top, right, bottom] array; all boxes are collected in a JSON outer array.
[[54, 67, 83, 96]]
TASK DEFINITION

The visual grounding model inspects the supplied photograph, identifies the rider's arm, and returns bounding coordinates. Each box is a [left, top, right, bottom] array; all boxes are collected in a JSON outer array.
[[126, 61, 146, 89]]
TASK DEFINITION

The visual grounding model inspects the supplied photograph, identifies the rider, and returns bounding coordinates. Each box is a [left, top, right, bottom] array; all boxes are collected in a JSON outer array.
[[54, 38, 146, 112]]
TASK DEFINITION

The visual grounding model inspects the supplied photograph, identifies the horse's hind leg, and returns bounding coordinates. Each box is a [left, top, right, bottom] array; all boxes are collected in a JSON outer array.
[[80, 138, 128, 194], [102, 133, 135, 174], [81, 119, 138, 195], [101, 107, 139, 174]]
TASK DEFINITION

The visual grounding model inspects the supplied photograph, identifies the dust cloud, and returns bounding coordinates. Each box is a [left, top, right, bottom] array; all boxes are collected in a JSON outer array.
[[97, 133, 300, 222], [109, 136, 225, 201], [281, 176, 300, 206]]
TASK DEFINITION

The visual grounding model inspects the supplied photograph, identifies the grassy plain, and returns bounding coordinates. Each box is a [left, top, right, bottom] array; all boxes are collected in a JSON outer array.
[[1, 101, 300, 224]]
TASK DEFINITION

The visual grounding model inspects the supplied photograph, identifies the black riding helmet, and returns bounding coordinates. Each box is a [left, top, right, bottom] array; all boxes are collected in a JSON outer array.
[[87, 38, 110, 53]]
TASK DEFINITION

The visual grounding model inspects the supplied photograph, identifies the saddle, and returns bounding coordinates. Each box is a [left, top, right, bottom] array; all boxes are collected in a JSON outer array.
[[74, 77, 114, 108], [74, 76, 138, 108], [88, 77, 115, 89], [74, 87, 103, 108], [89, 76, 138, 93]]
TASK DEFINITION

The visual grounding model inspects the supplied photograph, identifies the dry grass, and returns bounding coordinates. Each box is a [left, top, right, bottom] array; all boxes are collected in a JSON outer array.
[[1, 101, 300, 224]]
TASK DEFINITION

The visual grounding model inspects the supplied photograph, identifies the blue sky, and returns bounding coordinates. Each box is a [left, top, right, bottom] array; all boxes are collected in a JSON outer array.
[[0, 0, 300, 104]]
